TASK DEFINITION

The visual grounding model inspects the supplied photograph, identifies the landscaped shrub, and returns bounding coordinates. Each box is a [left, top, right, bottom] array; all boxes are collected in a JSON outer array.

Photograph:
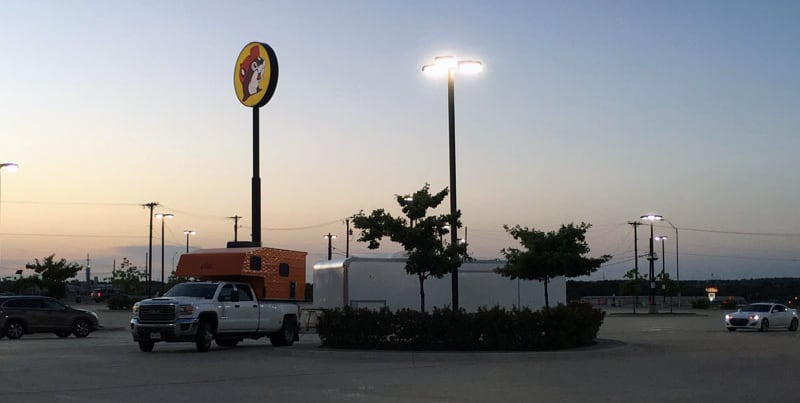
[[106, 294, 144, 310], [317, 302, 604, 351], [720, 299, 738, 310], [691, 299, 711, 309]]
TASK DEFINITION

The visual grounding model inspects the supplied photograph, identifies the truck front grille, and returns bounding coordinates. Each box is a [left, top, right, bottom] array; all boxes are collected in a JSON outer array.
[[139, 304, 176, 323]]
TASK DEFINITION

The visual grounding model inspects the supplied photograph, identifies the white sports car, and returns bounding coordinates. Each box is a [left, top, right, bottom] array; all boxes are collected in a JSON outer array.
[[725, 303, 799, 332]]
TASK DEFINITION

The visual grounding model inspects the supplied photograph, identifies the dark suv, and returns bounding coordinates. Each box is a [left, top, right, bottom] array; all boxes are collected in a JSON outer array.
[[90, 288, 119, 302], [0, 296, 100, 339]]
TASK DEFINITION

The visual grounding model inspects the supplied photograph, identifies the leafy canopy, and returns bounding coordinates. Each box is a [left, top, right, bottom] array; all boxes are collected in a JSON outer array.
[[21, 254, 83, 298], [497, 223, 610, 281], [352, 183, 467, 311]]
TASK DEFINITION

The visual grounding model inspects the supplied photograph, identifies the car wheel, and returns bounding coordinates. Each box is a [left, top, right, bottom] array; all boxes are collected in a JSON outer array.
[[72, 319, 91, 338], [195, 322, 213, 352], [5, 320, 24, 339], [56, 331, 71, 338], [270, 317, 297, 347], [727, 327, 736, 332], [138, 340, 155, 352], [760, 319, 769, 332], [790, 318, 799, 332]]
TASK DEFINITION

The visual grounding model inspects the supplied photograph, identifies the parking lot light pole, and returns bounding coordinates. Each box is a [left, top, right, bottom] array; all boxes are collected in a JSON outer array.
[[667, 220, 680, 307], [655, 235, 668, 304], [156, 213, 174, 294], [184, 230, 196, 253], [422, 55, 482, 311], [641, 214, 663, 314], [0, 163, 18, 271]]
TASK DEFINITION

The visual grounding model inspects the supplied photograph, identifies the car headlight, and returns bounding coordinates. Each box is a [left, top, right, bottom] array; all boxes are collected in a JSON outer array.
[[132, 303, 139, 315], [748, 315, 759, 321], [179, 304, 194, 315]]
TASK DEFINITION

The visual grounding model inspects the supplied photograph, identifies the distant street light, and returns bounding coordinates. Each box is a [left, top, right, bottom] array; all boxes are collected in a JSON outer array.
[[184, 230, 196, 253], [666, 220, 680, 307], [0, 163, 18, 224], [422, 55, 483, 311], [156, 213, 174, 294], [655, 235, 668, 304], [324, 233, 337, 260], [0, 163, 18, 271], [641, 214, 663, 313]]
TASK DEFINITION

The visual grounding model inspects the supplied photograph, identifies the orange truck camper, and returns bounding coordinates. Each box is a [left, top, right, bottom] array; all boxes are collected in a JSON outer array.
[[175, 247, 306, 300]]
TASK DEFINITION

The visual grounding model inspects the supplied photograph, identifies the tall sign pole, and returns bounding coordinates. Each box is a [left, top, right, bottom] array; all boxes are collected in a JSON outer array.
[[233, 42, 279, 247]]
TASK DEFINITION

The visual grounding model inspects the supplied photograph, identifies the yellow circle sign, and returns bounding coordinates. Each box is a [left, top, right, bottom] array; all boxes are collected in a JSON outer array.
[[234, 42, 278, 108]]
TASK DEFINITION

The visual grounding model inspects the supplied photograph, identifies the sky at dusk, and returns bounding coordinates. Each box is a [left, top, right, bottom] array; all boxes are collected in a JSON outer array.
[[1, 1, 799, 283]]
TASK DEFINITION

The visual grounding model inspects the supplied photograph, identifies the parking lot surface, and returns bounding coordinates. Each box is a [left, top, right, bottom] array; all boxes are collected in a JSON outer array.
[[1, 305, 799, 402]]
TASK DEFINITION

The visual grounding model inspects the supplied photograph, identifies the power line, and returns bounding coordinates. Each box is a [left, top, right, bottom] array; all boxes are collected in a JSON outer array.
[[5, 200, 141, 207], [675, 227, 800, 238], [0, 232, 144, 239]]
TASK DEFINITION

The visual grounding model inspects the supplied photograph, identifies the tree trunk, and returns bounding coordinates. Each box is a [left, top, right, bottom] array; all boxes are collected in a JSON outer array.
[[419, 273, 426, 312], [544, 278, 550, 309]]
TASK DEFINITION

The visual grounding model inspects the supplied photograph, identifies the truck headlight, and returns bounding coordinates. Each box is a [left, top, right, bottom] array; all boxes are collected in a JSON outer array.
[[132, 303, 139, 315], [179, 304, 194, 315]]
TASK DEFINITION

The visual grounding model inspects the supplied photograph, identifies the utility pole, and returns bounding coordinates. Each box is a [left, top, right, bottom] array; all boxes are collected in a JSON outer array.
[[345, 219, 351, 258], [227, 215, 243, 242], [324, 233, 337, 260], [86, 253, 91, 286], [142, 202, 159, 298], [628, 221, 643, 313]]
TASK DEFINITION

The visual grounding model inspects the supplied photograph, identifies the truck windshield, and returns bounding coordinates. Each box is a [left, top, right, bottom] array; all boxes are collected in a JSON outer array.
[[164, 283, 218, 299]]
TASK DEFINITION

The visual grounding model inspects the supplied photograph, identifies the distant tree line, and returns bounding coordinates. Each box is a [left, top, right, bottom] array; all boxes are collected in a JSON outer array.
[[568, 278, 800, 303]]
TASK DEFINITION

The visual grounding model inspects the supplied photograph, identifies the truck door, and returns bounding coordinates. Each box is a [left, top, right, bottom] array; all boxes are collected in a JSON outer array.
[[232, 285, 259, 332], [217, 284, 237, 332]]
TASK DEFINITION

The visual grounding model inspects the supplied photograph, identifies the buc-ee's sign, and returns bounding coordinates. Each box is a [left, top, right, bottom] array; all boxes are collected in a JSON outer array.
[[234, 42, 278, 108]]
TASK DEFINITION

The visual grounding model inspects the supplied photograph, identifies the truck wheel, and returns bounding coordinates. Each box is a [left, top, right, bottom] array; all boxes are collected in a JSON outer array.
[[270, 318, 297, 347], [138, 341, 155, 352], [196, 322, 213, 352]]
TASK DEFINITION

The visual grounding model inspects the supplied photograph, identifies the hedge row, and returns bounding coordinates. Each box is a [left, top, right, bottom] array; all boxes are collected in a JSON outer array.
[[317, 302, 604, 350]]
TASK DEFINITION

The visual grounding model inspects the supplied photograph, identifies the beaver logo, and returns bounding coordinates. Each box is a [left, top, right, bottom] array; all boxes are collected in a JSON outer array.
[[239, 45, 265, 102], [234, 41, 278, 108]]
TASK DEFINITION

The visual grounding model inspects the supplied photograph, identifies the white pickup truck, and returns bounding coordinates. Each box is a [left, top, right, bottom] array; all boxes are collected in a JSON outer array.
[[130, 281, 300, 352]]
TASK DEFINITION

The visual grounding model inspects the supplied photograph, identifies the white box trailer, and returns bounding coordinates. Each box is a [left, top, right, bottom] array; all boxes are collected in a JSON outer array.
[[313, 257, 565, 312]]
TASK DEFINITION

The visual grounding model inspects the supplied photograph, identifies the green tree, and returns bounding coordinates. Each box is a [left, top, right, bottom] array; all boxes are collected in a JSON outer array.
[[352, 184, 467, 312], [496, 223, 611, 309], [23, 254, 83, 298], [112, 258, 146, 295], [620, 268, 643, 313]]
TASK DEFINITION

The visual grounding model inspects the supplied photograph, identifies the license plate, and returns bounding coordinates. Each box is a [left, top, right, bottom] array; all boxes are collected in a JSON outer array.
[[150, 332, 161, 340]]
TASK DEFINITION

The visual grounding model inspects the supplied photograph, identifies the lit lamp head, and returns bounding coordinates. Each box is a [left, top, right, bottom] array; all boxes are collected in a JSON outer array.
[[323, 234, 337, 240], [184, 230, 196, 236], [155, 213, 174, 220], [0, 163, 18, 172], [422, 56, 483, 76], [654, 236, 668, 242], [640, 214, 663, 222]]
